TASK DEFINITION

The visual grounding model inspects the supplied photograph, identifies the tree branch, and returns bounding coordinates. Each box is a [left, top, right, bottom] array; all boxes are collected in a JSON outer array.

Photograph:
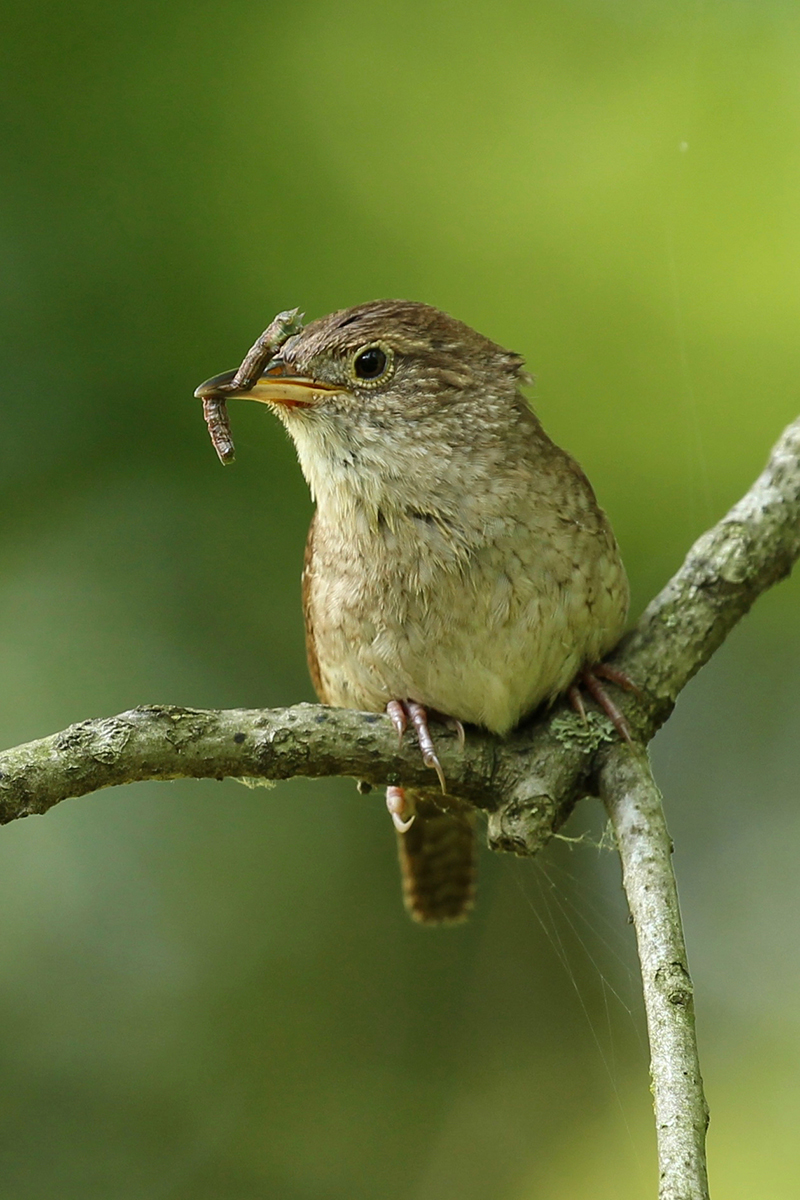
[[2, 417, 798, 1200], [0, 702, 498, 823], [488, 412, 800, 853], [1, 417, 798, 830], [601, 746, 710, 1200]]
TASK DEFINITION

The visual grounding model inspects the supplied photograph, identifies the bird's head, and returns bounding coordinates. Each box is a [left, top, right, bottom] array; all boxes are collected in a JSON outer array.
[[195, 300, 533, 510]]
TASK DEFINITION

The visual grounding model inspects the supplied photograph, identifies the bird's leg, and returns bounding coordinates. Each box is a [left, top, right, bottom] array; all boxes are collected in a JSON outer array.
[[385, 701, 457, 833], [386, 699, 408, 747], [569, 666, 638, 745], [385, 702, 413, 828], [592, 662, 643, 698], [406, 702, 448, 793], [385, 700, 448, 794], [567, 683, 588, 724]]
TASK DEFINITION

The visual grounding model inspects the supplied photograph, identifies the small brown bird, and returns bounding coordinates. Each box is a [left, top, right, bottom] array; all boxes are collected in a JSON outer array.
[[196, 301, 629, 924]]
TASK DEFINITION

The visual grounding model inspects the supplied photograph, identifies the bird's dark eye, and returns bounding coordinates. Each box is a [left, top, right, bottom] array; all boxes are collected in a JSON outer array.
[[354, 346, 388, 380]]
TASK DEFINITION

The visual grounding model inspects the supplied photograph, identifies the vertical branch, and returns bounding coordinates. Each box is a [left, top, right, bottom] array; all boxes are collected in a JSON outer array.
[[599, 745, 710, 1200]]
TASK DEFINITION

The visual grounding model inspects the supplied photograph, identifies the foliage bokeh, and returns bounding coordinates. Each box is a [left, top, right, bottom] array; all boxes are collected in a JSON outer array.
[[1, 0, 799, 1195]]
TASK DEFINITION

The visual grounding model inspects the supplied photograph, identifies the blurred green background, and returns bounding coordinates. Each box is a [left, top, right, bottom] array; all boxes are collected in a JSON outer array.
[[1, 0, 799, 1195]]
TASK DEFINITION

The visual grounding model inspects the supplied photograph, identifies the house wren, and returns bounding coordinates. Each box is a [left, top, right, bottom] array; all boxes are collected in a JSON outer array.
[[195, 301, 629, 924]]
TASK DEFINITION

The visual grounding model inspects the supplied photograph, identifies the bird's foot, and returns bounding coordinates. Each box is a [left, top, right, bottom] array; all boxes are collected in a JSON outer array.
[[593, 662, 642, 698], [386, 699, 449, 794], [444, 716, 466, 751], [568, 664, 639, 745], [386, 785, 416, 832]]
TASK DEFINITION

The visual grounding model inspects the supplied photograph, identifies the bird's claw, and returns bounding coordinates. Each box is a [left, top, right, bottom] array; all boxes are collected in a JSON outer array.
[[386, 700, 408, 748], [569, 664, 638, 745], [422, 750, 447, 794], [386, 699, 450, 795], [407, 700, 447, 794], [567, 683, 588, 725], [445, 717, 466, 751], [592, 662, 643, 699], [386, 785, 415, 832]]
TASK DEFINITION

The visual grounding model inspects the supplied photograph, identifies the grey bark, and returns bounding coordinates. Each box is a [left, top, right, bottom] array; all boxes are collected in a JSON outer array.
[[601, 747, 710, 1200], [2, 417, 797, 833]]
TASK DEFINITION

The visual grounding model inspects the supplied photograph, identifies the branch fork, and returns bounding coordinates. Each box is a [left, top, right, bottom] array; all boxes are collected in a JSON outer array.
[[1, 417, 799, 1200]]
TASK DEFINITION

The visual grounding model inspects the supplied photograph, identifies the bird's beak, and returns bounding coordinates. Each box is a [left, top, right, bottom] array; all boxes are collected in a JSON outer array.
[[194, 361, 339, 409]]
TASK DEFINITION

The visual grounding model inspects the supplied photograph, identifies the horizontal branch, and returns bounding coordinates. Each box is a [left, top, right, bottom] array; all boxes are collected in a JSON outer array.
[[0, 702, 497, 824], [1, 417, 799, 839]]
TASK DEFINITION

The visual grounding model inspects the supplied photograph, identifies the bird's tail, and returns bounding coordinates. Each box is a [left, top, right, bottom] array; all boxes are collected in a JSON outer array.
[[395, 792, 477, 924]]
